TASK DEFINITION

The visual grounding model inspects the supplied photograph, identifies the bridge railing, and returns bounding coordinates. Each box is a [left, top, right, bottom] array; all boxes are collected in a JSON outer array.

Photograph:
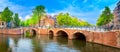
[[26, 26, 115, 32], [55, 26, 112, 32], [12, 25, 120, 32], [19, 26, 51, 29]]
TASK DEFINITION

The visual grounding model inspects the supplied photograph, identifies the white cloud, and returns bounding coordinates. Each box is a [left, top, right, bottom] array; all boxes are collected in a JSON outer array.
[[19, 16, 23, 20], [48, 0, 118, 24], [19, 14, 32, 21], [23, 15, 31, 20], [48, 4, 101, 24], [0, 0, 11, 11]]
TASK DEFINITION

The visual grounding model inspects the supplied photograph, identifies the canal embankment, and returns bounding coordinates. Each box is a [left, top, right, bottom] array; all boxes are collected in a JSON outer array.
[[0, 28, 22, 35]]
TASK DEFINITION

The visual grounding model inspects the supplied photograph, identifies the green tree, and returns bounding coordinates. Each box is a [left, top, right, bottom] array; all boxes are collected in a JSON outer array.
[[96, 6, 113, 26], [57, 13, 72, 26], [31, 13, 39, 25], [32, 5, 46, 26], [0, 13, 1, 20], [20, 21, 25, 26], [80, 21, 91, 26], [57, 13, 92, 27], [56, 13, 64, 26], [13, 13, 20, 27], [1, 7, 13, 23]]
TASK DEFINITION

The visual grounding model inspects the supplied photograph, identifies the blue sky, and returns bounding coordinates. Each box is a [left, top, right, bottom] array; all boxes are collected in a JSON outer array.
[[0, 0, 119, 24]]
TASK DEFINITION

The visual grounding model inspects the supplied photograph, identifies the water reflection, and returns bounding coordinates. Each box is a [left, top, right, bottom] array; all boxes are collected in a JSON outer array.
[[0, 35, 120, 52], [48, 34, 53, 40], [0, 35, 8, 52], [72, 40, 86, 50], [55, 37, 68, 45], [8, 38, 33, 52]]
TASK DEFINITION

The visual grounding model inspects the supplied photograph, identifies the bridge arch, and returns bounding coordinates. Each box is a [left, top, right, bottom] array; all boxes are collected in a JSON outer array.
[[56, 30, 68, 38], [73, 32, 86, 41], [31, 29, 37, 37], [48, 30, 54, 38], [24, 28, 37, 37]]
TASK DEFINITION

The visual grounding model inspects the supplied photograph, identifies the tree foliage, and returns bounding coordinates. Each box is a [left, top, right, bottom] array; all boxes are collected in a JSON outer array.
[[13, 13, 20, 27], [22, 5, 46, 26], [1, 7, 13, 23], [96, 6, 113, 26], [56, 13, 91, 27], [0, 6, 92, 27], [0, 13, 1, 20], [32, 5, 46, 26], [0, 7, 22, 27]]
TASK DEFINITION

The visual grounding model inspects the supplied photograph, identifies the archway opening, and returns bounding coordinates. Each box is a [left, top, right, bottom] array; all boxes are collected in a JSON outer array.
[[31, 29, 36, 37], [49, 30, 54, 39], [73, 32, 86, 41], [57, 30, 68, 38]]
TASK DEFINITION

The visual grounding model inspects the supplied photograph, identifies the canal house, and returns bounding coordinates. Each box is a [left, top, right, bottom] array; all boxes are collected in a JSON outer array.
[[39, 15, 55, 28], [113, 1, 120, 29]]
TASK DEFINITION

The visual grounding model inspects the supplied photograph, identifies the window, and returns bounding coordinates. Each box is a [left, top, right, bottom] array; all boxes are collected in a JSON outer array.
[[2, 22, 4, 25], [118, 5, 120, 9]]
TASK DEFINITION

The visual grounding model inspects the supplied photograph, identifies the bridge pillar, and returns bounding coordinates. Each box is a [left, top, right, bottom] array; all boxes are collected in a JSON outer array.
[[67, 40, 74, 47], [53, 33, 59, 37], [37, 29, 40, 35], [20, 29, 23, 35], [68, 35, 74, 40]]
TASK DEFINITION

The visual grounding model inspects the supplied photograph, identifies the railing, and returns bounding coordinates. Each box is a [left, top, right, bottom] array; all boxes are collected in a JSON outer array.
[[1, 25, 119, 32], [20, 26, 118, 32], [55, 26, 108, 32], [57, 25, 120, 31]]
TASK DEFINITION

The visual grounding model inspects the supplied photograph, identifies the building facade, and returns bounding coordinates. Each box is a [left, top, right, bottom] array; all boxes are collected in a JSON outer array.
[[39, 15, 55, 28], [0, 21, 6, 28], [113, 1, 120, 29]]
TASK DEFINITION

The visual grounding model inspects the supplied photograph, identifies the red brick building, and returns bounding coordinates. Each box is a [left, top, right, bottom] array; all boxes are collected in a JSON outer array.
[[113, 1, 120, 29], [39, 15, 55, 27]]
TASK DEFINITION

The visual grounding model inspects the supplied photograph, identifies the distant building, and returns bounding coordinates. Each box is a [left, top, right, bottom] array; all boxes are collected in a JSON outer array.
[[0, 21, 6, 28], [52, 15, 57, 27], [113, 1, 120, 29], [7, 21, 15, 28], [39, 15, 55, 27]]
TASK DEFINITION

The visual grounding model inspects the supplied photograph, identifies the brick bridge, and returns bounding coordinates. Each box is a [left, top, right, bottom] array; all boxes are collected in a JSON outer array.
[[0, 27, 120, 48]]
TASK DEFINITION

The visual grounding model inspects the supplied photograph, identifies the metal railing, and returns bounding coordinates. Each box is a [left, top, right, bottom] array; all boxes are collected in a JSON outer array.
[[54, 26, 108, 32], [1, 25, 120, 32]]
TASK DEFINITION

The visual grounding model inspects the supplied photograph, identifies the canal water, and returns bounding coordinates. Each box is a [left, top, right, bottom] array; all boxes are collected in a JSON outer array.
[[0, 34, 120, 52]]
